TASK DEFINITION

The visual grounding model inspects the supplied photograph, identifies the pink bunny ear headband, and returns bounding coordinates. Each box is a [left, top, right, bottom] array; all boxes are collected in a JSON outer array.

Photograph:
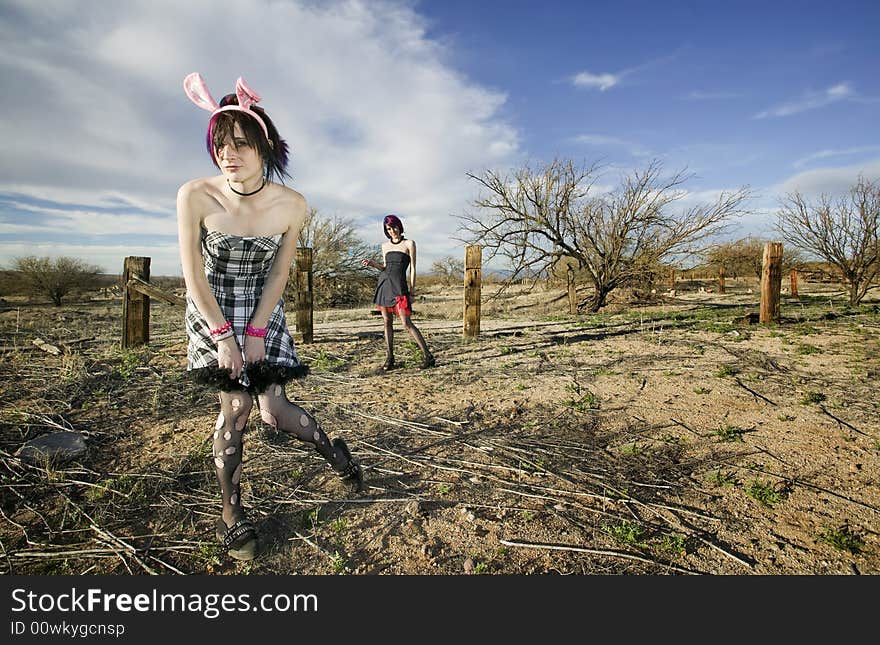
[[183, 72, 270, 141]]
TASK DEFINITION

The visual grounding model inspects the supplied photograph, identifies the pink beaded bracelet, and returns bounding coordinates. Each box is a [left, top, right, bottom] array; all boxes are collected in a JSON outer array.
[[245, 324, 268, 338], [209, 321, 232, 337]]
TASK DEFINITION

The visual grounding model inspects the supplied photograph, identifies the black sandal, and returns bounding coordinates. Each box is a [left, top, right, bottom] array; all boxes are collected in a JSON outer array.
[[332, 438, 366, 494], [215, 517, 259, 561]]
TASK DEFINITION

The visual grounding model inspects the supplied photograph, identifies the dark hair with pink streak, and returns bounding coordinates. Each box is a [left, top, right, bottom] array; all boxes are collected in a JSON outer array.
[[208, 94, 290, 183], [383, 214, 404, 239]]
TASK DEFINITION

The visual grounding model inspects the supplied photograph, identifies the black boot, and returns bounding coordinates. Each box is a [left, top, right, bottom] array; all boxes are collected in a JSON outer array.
[[330, 438, 365, 494]]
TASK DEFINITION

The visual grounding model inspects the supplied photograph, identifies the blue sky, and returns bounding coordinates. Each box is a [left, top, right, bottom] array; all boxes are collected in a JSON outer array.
[[1, 0, 878, 276]]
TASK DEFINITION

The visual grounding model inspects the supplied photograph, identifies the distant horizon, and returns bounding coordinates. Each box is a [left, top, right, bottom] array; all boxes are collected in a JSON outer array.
[[0, 253, 843, 283]]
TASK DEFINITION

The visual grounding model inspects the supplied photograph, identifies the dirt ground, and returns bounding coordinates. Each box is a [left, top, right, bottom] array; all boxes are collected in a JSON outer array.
[[1, 279, 878, 575]]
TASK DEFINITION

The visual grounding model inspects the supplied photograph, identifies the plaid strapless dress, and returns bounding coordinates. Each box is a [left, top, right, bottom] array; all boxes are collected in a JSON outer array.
[[184, 228, 308, 392]]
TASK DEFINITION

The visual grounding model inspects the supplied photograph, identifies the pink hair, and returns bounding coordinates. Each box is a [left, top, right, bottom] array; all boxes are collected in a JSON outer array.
[[383, 214, 403, 239]]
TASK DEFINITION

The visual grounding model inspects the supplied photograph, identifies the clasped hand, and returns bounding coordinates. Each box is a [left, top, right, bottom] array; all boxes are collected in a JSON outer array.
[[243, 335, 267, 365], [217, 337, 243, 380], [217, 336, 266, 380]]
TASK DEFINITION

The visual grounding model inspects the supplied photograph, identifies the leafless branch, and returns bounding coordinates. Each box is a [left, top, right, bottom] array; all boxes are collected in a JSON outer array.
[[458, 158, 751, 311]]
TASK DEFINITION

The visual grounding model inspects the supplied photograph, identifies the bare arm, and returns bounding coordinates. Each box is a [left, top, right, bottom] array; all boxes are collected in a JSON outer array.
[[178, 181, 227, 328], [177, 180, 242, 379], [361, 255, 385, 271], [408, 239, 417, 294]]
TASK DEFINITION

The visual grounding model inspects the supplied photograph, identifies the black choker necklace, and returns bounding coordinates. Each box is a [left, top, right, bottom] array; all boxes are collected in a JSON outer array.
[[390, 237, 404, 244], [227, 178, 266, 197]]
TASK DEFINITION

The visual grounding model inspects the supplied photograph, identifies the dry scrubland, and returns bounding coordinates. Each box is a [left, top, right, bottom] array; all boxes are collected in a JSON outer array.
[[1, 278, 878, 575]]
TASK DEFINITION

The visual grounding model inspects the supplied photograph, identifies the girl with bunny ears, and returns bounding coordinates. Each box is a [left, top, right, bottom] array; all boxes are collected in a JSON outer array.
[[178, 73, 364, 561]]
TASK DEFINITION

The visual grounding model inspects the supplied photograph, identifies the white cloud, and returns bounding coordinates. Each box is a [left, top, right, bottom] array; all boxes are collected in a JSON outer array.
[[725, 159, 880, 239], [776, 158, 880, 197], [0, 0, 521, 274], [570, 70, 619, 91], [570, 52, 677, 93], [754, 82, 855, 119], [676, 159, 880, 241], [792, 146, 880, 169], [0, 201, 176, 237]]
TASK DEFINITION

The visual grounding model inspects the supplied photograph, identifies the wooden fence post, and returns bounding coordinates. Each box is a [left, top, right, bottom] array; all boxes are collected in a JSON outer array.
[[760, 242, 783, 324], [567, 266, 577, 314], [669, 268, 676, 289], [718, 266, 726, 294], [294, 247, 313, 344], [463, 245, 482, 338], [790, 269, 799, 298], [121, 256, 150, 348]]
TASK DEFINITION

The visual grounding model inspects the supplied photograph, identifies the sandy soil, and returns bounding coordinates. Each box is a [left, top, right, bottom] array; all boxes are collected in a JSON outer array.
[[1, 280, 878, 575]]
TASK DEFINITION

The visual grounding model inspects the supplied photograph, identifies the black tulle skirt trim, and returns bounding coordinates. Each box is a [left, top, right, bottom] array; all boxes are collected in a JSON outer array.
[[187, 362, 310, 394], [246, 362, 310, 392]]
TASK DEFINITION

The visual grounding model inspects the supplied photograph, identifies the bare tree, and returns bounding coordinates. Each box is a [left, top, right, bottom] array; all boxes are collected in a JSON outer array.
[[291, 209, 376, 308], [431, 256, 464, 285], [11, 256, 104, 306], [458, 158, 751, 311], [707, 236, 765, 280], [775, 176, 880, 306], [707, 236, 806, 281]]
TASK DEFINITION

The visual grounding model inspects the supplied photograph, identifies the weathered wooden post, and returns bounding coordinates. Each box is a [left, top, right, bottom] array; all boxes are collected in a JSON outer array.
[[294, 247, 313, 344], [121, 256, 150, 348], [760, 242, 783, 324], [669, 268, 675, 289], [790, 268, 799, 298], [718, 266, 726, 294], [567, 266, 577, 314], [463, 245, 482, 338]]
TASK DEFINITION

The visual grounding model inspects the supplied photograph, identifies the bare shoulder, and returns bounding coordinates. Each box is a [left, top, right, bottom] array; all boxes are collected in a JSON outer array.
[[274, 184, 308, 232], [177, 177, 220, 207], [176, 177, 220, 225], [178, 176, 213, 197], [275, 184, 307, 210]]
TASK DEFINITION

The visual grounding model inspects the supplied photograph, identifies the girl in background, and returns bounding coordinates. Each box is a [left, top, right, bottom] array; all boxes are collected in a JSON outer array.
[[361, 214, 435, 371]]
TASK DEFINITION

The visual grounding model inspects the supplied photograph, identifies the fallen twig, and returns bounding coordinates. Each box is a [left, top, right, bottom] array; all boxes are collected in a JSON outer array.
[[670, 417, 705, 438], [291, 530, 351, 573], [431, 416, 467, 427], [345, 408, 449, 436], [818, 405, 867, 436], [499, 538, 700, 575], [727, 462, 880, 514], [691, 534, 754, 569], [734, 378, 777, 406], [12, 548, 121, 558], [359, 440, 426, 469], [91, 525, 157, 575]]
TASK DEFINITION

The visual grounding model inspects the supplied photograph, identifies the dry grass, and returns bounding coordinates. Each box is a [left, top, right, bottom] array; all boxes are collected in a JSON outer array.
[[1, 278, 878, 575]]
